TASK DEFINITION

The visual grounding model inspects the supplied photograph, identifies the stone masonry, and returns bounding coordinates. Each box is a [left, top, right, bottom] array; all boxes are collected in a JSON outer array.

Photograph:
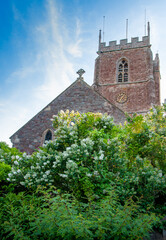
[[10, 77, 126, 154], [93, 23, 160, 114], [10, 22, 161, 153]]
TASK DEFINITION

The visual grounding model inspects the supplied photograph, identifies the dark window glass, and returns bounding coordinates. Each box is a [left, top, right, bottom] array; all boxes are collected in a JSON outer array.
[[118, 64, 123, 72], [117, 59, 128, 82], [118, 73, 122, 82], [124, 63, 128, 68], [124, 73, 128, 82], [45, 130, 52, 141]]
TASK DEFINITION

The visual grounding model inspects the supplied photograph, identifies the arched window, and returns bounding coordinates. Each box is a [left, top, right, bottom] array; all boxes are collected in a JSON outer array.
[[117, 59, 128, 83], [118, 73, 122, 82], [44, 130, 52, 142]]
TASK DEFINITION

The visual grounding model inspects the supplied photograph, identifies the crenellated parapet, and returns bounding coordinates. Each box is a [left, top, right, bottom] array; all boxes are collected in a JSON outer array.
[[98, 36, 150, 53]]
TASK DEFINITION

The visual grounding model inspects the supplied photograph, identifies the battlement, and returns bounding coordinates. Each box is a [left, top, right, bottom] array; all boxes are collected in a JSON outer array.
[[99, 36, 150, 53]]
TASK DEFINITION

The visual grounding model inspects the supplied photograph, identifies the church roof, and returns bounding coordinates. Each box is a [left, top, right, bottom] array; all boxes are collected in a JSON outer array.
[[10, 75, 126, 153], [11, 76, 126, 138]]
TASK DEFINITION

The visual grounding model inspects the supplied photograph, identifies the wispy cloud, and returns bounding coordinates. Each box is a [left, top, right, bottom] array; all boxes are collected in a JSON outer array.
[[67, 18, 82, 57], [0, 0, 84, 144], [33, 0, 83, 100]]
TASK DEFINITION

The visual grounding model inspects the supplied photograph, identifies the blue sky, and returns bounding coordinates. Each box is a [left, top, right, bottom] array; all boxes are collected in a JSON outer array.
[[0, 0, 166, 145]]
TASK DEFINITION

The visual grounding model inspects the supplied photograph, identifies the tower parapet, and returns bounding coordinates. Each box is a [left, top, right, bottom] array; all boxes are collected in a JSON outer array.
[[98, 21, 151, 53], [98, 36, 150, 53]]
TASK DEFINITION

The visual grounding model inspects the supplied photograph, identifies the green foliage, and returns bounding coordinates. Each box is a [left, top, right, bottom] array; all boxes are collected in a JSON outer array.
[[0, 188, 159, 240], [123, 105, 166, 172], [0, 142, 22, 166], [0, 162, 11, 182], [0, 107, 166, 238]]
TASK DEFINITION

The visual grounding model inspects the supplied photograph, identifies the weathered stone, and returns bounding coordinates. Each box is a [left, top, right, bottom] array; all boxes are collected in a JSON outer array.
[[93, 32, 160, 115], [10, 27, 161, 154], [10, 79, 125, 154]]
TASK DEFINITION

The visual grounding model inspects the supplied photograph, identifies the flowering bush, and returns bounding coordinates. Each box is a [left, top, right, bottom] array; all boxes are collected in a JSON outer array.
[[2, 109, 165, 209], [0, 107, 166, 238], [0, 142, 22, 166]]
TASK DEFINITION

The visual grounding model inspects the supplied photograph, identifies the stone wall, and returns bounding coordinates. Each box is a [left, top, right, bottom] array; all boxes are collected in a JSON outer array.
[[10, 79, 126, 154], [93, 39, 160, 114]]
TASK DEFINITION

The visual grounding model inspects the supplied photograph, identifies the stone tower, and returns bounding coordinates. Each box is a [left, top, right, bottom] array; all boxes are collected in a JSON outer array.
[[93, 22, 160, 114]]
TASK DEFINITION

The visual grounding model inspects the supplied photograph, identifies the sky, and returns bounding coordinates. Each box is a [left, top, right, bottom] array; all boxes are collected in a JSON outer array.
[[0, 0, 166, 145]]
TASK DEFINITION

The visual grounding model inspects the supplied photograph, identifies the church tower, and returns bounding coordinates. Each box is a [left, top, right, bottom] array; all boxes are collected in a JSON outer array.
[[93, 22, 160, 115]]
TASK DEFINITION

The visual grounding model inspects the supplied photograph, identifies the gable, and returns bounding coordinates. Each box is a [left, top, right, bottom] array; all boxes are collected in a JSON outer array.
[[10, 79, 126, 153]]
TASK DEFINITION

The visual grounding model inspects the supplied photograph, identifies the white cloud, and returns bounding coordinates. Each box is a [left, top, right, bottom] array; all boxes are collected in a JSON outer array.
[[6, 67, 35, 83], [0, 0, 84, 145], [67, 39, 82, 57]]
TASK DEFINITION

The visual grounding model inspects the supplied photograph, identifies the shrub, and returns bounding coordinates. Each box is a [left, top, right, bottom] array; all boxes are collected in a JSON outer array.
[[0, 188, 159, 240], [1, 107, 165, 238]]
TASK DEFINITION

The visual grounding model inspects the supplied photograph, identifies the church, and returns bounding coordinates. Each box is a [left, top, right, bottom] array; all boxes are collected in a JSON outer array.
[[10, 22, 161, 154]]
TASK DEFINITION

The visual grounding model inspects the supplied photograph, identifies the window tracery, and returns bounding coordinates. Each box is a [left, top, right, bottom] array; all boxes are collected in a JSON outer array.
[[117, 59, 128, 83]]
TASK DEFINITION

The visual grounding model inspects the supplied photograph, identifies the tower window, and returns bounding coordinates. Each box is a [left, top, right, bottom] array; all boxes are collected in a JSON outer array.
[[117, 59, 128, 82], [44, 130, 52, 142], [124, 73, 128, 82], [118, 64, 123, 72], [118, 73, 122, 82]]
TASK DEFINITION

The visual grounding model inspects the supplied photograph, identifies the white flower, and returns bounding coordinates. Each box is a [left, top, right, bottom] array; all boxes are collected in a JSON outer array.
[[63, 152, 69, 158], [159, 172, 162, 177], [32, 173, 37, 178], [16, 155, 19, 160], [20, 182, 25, 186], [86, 173, 92, 177], [46, 170, 50, 175], [59, 173, 68, 178], [65, 109, 69, 114], [60, 110, 64, 114], [8, 173, 12, 177], [7, 178, 10, 181], [24, 173, 30, 179], [14, 161, 19, 165], [99, 154, 104, 160], [66, 160, 77, 170], [94, 171, 99, 176], [17, 169, 21, 173], [70, 121, 75, 126]]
